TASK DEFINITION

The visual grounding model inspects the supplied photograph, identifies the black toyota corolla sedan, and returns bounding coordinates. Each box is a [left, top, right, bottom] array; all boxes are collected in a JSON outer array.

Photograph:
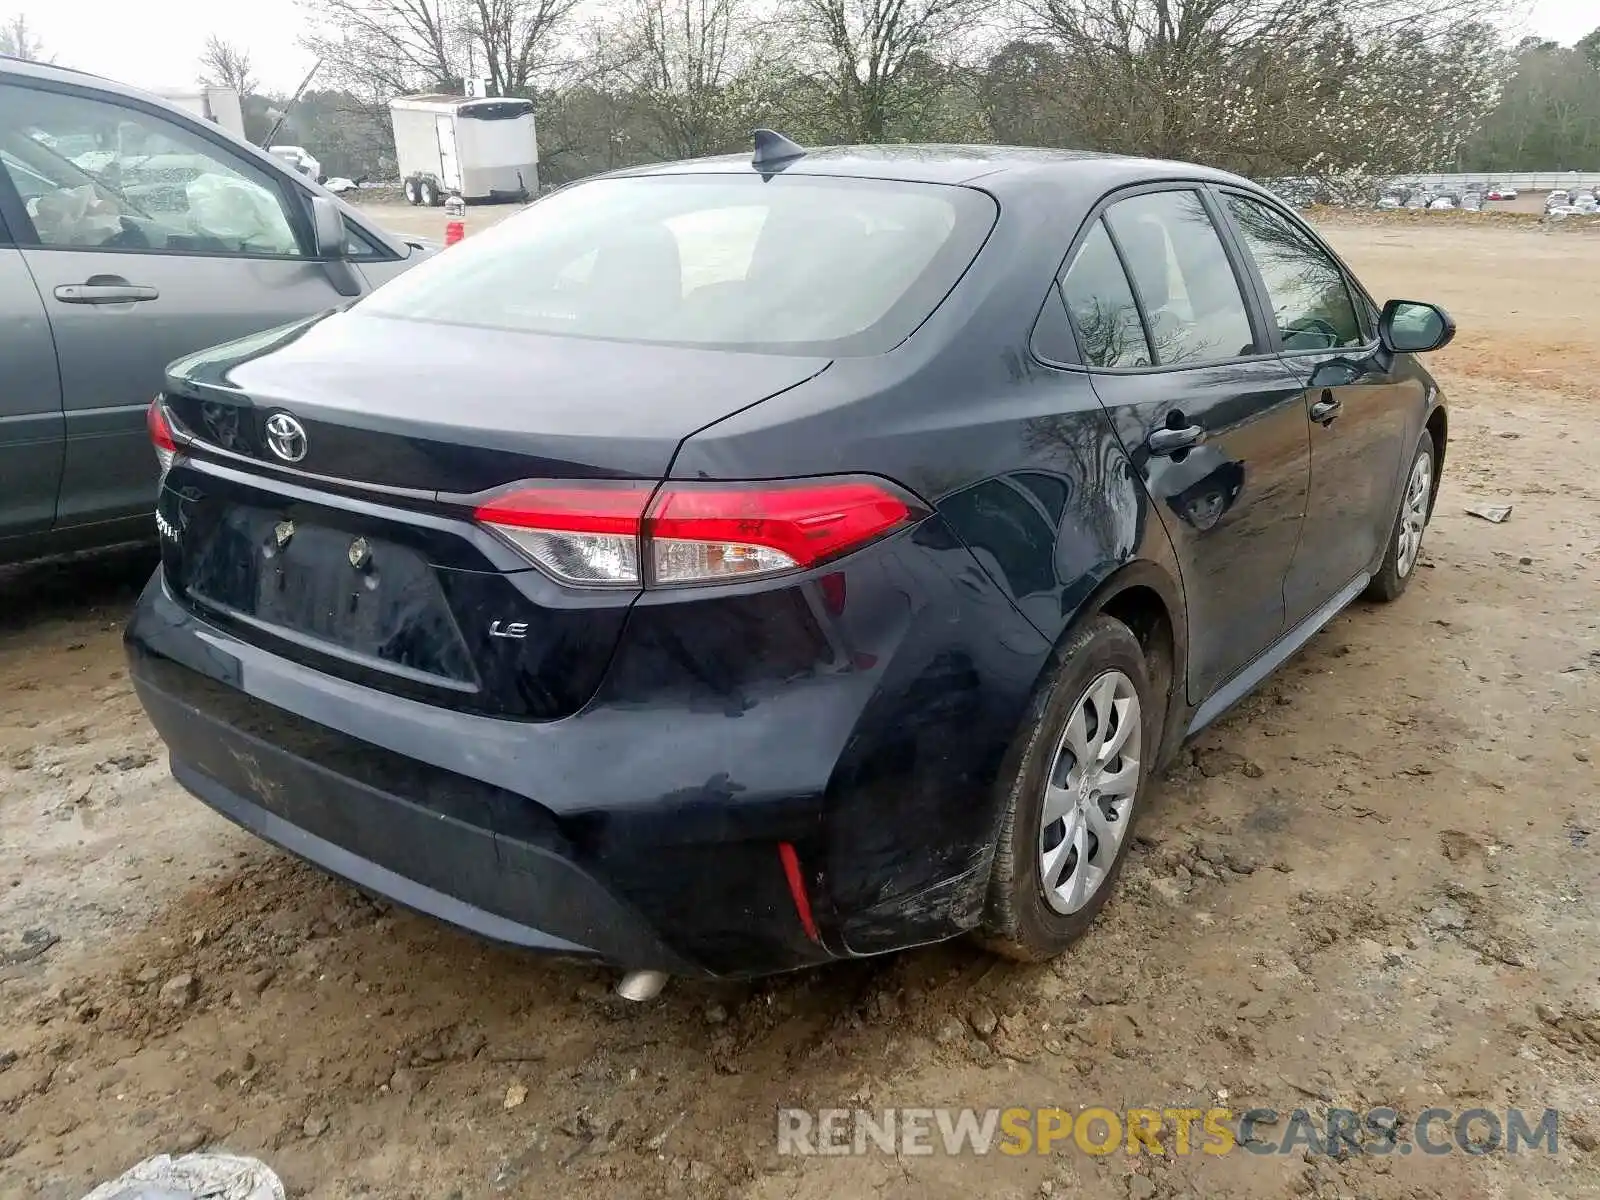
[[126, 137, 1453, 986]]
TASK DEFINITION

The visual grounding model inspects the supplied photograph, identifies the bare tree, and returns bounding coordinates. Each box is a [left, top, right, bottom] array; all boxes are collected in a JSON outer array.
[[603, 0, 768, 158], [300, 0, 465, 100], [199, 34, 258, 95], [780, 0, 987, 142], [0, 14, 51, 62], [463, 0, 583, 95], [1021, 0, 1509, 175]]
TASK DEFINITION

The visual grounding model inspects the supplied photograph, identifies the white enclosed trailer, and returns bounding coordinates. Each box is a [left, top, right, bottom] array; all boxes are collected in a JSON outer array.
[[389, 94, 538, 206]]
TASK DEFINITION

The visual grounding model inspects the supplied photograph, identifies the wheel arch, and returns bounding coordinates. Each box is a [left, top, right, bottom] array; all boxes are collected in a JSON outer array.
[[1424, 401, 1448, 518], [1075, 560, 1189, 768], [1008, 559, 1190, 773]]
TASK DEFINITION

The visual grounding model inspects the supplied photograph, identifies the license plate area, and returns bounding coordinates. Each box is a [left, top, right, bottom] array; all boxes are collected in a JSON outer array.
[[185, 506, 477, 686]]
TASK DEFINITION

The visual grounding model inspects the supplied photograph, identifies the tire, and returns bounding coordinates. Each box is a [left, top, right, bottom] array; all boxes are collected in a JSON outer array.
[[1363, 433, 1434, 603], [420, 180, 441, 207], [980, 615, 1156, 962], [403, 178, 421, 206]]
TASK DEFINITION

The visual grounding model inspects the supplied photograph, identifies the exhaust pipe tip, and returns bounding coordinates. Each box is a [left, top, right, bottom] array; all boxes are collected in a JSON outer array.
[[615, 969, 669, 1002]]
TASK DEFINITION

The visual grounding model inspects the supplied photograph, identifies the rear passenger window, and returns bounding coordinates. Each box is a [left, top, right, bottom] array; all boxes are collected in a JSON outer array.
[[1223, 194, 1364, 352], [1104, 190, 1256, 366], [1058, 219, 1150, 369]]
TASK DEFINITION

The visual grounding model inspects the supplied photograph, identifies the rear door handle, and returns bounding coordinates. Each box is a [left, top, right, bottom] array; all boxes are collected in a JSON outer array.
[[1310, 390, 1341, 425], [54, 278, 159, 305], [1148, 424, 1206, 456]]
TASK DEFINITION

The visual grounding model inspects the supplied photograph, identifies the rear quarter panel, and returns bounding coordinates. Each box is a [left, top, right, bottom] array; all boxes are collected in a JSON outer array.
[[669, 177, 1191, 939]]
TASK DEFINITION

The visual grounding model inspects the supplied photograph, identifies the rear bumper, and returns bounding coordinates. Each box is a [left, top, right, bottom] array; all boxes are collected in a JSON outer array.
[[128, 576, 842, 977], [135, 662, 698, 973], [127, 513, 1054, 976]]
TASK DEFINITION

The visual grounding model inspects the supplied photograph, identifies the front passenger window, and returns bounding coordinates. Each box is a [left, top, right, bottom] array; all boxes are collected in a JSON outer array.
[[0, 84, 303, 258], [1223, 194, 1363, 352]]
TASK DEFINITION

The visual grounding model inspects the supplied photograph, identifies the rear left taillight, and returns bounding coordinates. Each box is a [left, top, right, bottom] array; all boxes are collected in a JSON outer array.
[[147, 396, 178, 474], [474, 476, 925, 588]]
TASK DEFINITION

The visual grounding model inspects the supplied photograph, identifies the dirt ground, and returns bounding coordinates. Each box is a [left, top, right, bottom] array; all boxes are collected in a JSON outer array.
[[2, 214, 1598, 1200]]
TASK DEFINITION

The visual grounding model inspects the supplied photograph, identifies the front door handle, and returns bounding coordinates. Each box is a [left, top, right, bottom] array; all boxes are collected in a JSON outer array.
[[1310, 390, 1341, 425], [54, 276, 159, 305], [1148, 423, 1207, 456]]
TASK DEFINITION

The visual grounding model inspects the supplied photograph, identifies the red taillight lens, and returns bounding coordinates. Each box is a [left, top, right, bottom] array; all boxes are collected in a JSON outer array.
[[147, 397, 177, 472], [474, 476, 922, 588], [648, 480, 914, 585]]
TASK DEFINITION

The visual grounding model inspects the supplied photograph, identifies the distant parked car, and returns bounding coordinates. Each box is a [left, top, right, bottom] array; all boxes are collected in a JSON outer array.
[[1546, 190, 1571, 210], [0, 58, 432, 566], [1460, 192, 1483, 212], [1428, 196, 1455, 210], [1486, 185, 1518, 200]]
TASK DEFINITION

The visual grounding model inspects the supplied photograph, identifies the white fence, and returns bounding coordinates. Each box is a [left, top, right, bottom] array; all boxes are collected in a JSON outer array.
[[1397, 172, 1600, 191]]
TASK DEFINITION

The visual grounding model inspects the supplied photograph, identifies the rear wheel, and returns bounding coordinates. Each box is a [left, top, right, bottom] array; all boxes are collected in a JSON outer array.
[[1364, 434, 1434, 603], [419, 179, 441, 207], [981, 616, 1155, 961], [403, 177, 421, 206]]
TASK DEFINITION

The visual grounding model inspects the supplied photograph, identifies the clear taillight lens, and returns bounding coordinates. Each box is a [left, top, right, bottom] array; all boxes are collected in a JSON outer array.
[[473, 477, 924, 589], [474, 483, 653, 587], [651, 537, 796, 584], [147, 397, 177, 474]]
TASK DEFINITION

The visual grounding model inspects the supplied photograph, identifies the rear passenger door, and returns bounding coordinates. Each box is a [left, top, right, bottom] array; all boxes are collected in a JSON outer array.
[[0, 206, 64, 542], [1216, 190, 1421, 624], [1059, 185, 1310, 702]]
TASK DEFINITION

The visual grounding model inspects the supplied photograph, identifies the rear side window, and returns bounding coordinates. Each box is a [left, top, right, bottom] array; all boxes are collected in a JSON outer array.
[[361, 174, 997, 356], [1058, 219, 1150, 369], [1223, 193, 1364, 352], [1104, 190, 1256, 366]]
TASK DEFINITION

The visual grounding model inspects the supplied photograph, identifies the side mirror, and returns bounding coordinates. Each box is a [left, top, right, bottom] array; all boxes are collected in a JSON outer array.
[[1379, 300, 1455, 354], [310, 195, 347, 260]]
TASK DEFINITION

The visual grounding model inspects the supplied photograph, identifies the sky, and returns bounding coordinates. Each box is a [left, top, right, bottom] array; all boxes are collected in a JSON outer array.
[[5, 0, 1597, 95]]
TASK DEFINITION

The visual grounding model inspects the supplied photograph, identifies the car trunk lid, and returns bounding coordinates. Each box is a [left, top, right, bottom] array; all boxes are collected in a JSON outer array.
[[155, 312, 831, 719], [162, 311, 831, 491]]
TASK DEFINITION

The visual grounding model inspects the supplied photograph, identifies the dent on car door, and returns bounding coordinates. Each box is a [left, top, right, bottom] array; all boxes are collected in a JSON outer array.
[[1217, 190, 1422, 624], [1059, 188, 1311, 703], [0, 81, 351, 532], [0, 240, 64, 542]]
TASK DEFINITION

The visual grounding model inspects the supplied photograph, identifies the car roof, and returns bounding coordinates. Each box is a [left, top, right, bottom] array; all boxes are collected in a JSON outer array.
[[0, 53, 152, 96], [603, 142, 1259, 195]]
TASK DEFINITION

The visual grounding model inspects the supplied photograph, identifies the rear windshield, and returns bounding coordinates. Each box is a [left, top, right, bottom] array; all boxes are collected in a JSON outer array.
[[361, 173, 997, 355]]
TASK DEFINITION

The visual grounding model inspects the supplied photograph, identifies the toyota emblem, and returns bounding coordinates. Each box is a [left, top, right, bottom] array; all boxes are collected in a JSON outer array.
[[263, 412, 308, 463]]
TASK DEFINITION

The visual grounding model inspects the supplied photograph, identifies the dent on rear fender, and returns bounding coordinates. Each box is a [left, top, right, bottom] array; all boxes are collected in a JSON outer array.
[[818, 517, 1051, 940], [836, 850, 993, 956], [935, 408, 1158, 644]]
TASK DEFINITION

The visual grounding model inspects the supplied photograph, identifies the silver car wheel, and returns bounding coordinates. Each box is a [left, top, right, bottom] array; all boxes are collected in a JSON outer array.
[[1039, 669, 1142, 915], [1396, 450, 1432, 578]]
